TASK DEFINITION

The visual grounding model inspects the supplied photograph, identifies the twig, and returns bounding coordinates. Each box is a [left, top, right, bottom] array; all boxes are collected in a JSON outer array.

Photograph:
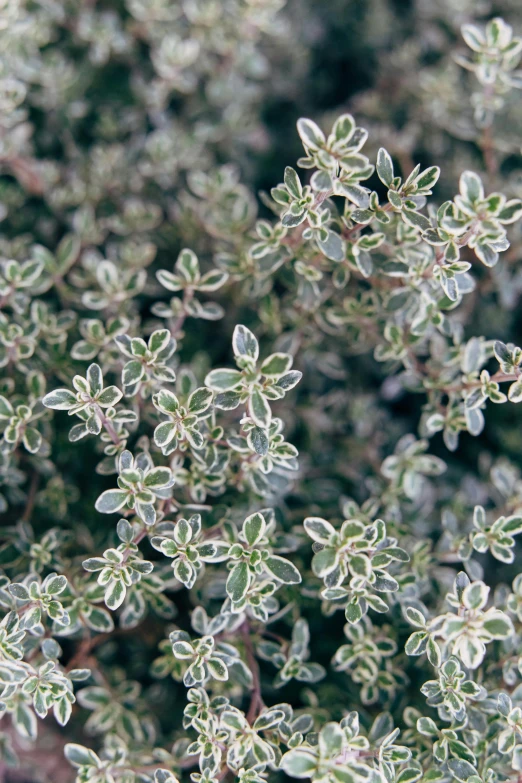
[[241, 620, 263, 724]]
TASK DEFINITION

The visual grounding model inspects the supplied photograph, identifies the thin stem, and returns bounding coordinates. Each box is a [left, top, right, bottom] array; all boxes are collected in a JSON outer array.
[[170, 288, 194, 339], [95, 405, 121, 446], [241, 620, 263, 724], [437, 370, 518, 395]]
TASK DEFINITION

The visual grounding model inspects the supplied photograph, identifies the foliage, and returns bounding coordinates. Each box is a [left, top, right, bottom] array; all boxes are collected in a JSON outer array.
[[3, 2, 522, 783]]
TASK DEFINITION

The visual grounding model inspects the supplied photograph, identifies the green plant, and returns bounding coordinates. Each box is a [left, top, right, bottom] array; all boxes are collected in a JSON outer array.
[[3, 4, 522, 783]]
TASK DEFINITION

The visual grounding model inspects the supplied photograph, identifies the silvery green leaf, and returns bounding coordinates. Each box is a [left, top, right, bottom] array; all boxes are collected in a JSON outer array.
[[284, 167, 303, 199], [317, 231, 344, 262], [377, 148, 394, 186], [243, 512, 266, 547], [280, 749, 317, 777], [176, 248, 199, 282], [87, 364, 103, 396], [207, 657, 228, 681], [65, 744, 100, 768], [264, 555, 301, 584], [226, 561, 250, 603], [205, 368, 243, 391], [122, 360, 144, 387], [233, 324, 259, 361], [261, 353, 293, 376], [248, 390, 271, 428], [43, 389, 77, 410], [95, 489, 129, 514], [413, 166, 440, 194], [105, 579, 126, 610], [23, 427, 42, 453], [460, 171, 484, 204], [97, 386, 122, 407], [247, 426, 269, 456], [297, 118, 325, 151]]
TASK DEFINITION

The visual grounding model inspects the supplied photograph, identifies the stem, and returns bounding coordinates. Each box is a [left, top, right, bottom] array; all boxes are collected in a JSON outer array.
[[481, 123, 498, 180], [95, 405, 121, 446], [170, 289, 194, 339], [438, 370, 518, 395], [241, 620, 263, 724], [65, 631, 108, 672]]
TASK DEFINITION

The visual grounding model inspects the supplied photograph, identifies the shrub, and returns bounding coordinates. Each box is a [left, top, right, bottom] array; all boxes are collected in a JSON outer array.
[[2, 3, 522, 783]]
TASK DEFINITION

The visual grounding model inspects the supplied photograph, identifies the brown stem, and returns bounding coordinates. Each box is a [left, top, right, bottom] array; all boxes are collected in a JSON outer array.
[[65, 631, 108, 672], [241, 620, 263, 724], [437, 370, 518, 395], [95, 405, 121, 446], [170, 289, 194, 339], [481, 123, 498, 180]]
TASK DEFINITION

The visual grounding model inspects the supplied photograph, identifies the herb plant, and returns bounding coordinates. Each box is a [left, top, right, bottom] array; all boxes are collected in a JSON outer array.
[[2, 4, 522, 783]]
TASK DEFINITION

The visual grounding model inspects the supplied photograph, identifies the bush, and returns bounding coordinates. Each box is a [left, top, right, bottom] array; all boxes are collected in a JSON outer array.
[[2, 3, 522, 782]]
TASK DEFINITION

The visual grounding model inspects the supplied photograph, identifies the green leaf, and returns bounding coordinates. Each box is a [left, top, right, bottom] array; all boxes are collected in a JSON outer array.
[[144, 467, 172, 489], [233, 324, 259, 361], [317, 231, 345, 261], [23, 427, 42, 454], [243, 512, 266, 547], [402, 208, 431, 231], [42, 389, 77, 410], [198, 269, 229, 291], [502, 515, 522, 535], [156, 269, 183, 291], [508, 380, 522, 402], [247, 426, 269, 456], [261, 353, 293, 376], [176, 248, 199, 282], [254, 708, 286, 730], [377, 148, 394, 186], [122, 360, 144, 387], [447, 758, 477, 783], [482, 612, 514, 639], [284, 167, 303, 199], [9, 583, 30, 600], [0, 395, 14, 418], [312, 547, 339, 577], [207, 657, 228, 681], [87, 364, 103, 396], [249, 389, 271, 428], [226, 561, 250, 602], [65, 744, 100, 768], [153, 389, 180, 414], [149, 329, 171, 354], [95, 489, 129, 514], [264, 555, 301, 584], [105, 578, 126, 610], [460, 171, 483, 204], [498, 199, 522, 224], [280, 749, 317, 777], [404, 607, 426, 628], [405, 631, 427, 656], [297, 118, 325, 151], [414, 166, 440, 193], [349, 553, 372, 577], [188, 387, 213, 414], [154, 421, 177, 448], [304, 516, 335, 544], [462, 581, 489, 610], [205, 368, 243, 391], [97, 386, 122, 407], [319, 722, 344, 756]]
